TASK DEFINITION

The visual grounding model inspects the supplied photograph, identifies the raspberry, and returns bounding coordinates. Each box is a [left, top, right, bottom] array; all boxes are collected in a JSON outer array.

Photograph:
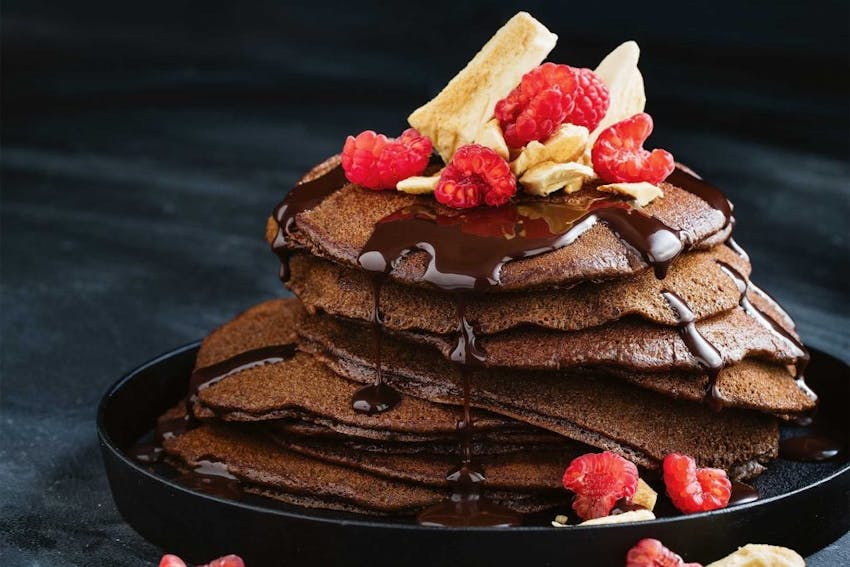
[[494, 63, 577, 148], [663, 453, 732, 514], [341, 128, 432, 190], [203, 554, 246, 567], [159, 555, 187, 567], [561, 451, 639, 520], [591, 113, 675, 184], [435, 144, 517, 209], [626, 539, 702, 567], [565, 67, 610, 131]]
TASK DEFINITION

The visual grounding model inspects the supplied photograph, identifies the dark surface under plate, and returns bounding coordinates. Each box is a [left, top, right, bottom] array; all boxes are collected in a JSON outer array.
[[98, 343, 849, 566], [2, 1, 848, 564]]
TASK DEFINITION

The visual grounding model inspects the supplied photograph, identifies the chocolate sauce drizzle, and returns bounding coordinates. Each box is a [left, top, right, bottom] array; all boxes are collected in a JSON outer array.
[[351, 274, 402, 414], [667, 168, 733, 230], [661, 290, 726, 410], [716, 261, 815, 402], [657, 245, 816, 412], [188, 344, 297, 406], [271, 164, 347, 282]]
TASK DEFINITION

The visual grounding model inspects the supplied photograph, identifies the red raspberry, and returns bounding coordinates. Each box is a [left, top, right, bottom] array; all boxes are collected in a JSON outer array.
[[341, 128, 432, 190], [591, 113, 675, 184], [663, 453, 732, 514], [626, 539, 702, 567], [561, 451, 639, 520], [159, 555, 187, 567], [494, 63, 577, 148], [565, 67, 610, 131], [435, 144, 517, 209], [203, 554, 246, 567]]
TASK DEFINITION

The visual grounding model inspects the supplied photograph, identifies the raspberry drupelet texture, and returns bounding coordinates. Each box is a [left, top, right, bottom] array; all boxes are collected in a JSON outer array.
[[434, 144, 517, 209], [591, 112, 674, 184], [563, 67, 610, 131], [341, 128, 433, 190], [626, 539, 702, 567], [561, 451, 639, 520], [663, 453, 732, 514], [494, 63, 577, 148]]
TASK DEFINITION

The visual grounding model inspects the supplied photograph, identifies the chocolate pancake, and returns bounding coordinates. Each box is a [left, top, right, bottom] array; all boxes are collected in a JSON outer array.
[[265, 433, 579, 491], [392, 302, 804, 372], [195, 344, 534, 442], [270, 157, 733, 291], [164, 424, 569, 515], [287, 245, 752, 335], [298, 313, 780, 479], [266, 421, 570, 455], [300, 309, 813, 415]]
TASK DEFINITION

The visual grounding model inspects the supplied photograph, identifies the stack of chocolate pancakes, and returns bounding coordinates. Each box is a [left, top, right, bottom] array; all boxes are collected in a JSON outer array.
[[161, 153, 816, 522]]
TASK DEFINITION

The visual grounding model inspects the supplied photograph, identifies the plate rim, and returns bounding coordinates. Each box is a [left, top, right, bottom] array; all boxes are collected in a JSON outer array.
[[97, 340, 850, 533]]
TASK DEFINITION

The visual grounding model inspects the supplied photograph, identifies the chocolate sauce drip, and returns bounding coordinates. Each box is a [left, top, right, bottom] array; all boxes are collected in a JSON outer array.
[[352, 273, 402, 414], [716, 261, 816, 402], [445, 297, 486, 486], [661, 290, 726, 410], [415, 297, 520, 527], [271, 164, 347, 282], [668, 167, 733, 229], [728, 482, 760, 506], [188, 344, 297, 405], [780, 435, 842, 461]]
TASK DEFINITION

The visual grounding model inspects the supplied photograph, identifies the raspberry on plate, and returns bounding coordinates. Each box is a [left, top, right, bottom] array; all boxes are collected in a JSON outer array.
[[561, 451, 639, 520], [626, 538, 702, 567], [159, 555, 187, 567], [341, 128, 433, 190], [564, 67, 610, 131], [663, 453, 732, 514], [204, 554, 246, 567], [494, 63, 577, 148], [434, 144, 517, 209], [591, 112, 674, 184]]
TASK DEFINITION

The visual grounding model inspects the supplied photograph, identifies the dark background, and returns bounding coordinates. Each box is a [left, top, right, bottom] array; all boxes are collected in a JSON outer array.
[[1, 0, 848, 564]]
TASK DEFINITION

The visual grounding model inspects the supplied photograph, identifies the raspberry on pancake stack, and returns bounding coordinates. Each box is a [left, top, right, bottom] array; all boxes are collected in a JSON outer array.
[[158, 12, 816, 525]]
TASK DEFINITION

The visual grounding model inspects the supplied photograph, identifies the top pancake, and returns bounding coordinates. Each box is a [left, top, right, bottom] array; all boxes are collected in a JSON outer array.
[[271, 156, 733, 291]]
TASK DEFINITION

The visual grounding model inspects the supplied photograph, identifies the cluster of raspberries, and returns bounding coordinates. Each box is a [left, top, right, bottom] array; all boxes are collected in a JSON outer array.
[[341, 63, 674, 209], [562, 451, 731, 566], [562, 451, 732, 522]]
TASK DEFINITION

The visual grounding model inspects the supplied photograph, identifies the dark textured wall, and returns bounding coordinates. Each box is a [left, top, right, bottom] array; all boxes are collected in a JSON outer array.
[[2, 1, 848, 564]]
